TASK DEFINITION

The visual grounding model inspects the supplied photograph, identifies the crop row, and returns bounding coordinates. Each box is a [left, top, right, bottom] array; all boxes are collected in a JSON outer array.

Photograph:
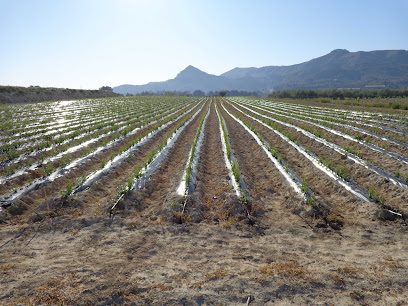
[[0, 97, 202, 205], [235, 98, 408, 168], [265, 101, 408, 145], [0, 99, 195, 181], [177, 102, 210, 196], [251, 100, 408, 152], [110, 101, 208, 214], [226, 98, 407, 217]]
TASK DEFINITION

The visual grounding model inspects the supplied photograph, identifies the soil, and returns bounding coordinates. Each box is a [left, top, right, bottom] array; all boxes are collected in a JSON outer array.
[[269, 97, 408, 116], [1, 103, 202, 224], [192, 102, 240, 221], [242, 101, 408, 179], [0, 99, 407, 305], [0, 102, 195, 195], [254, 101, 408, 159], [229, 101, 408, 213]]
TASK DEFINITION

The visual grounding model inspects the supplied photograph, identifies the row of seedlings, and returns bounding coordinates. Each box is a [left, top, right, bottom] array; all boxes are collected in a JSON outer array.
[[1, 100, 202, 208], [268, 98, 408, 127], [230, 99, 408, 189], [215, 102, 251, 218], [0, 98, 193, 180], [218, 101, 338, 226], [263, 99, 408, 144], [71, 101, 204, 194], [228, 99, 407, 223], [109, 102, 207, 216], [177, 102, 211, 200], [249, 98, 408, 156], [237, 98, 408, 169], [0, 97, 190, 169]]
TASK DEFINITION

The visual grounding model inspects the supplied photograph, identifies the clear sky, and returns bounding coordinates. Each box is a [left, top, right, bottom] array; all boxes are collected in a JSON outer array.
[[1, 0, 407, 89]]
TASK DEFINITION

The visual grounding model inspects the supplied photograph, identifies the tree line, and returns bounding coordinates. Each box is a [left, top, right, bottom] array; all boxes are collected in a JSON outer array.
[[126, 89, 260, 97], [268, 89, 408, 100]]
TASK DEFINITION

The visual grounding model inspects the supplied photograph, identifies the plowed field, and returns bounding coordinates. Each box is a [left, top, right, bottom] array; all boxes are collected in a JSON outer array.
[[1, 96, 407, 305]]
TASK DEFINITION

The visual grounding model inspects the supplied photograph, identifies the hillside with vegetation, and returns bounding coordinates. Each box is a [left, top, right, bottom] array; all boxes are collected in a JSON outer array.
[[0, 86, 120, 104]]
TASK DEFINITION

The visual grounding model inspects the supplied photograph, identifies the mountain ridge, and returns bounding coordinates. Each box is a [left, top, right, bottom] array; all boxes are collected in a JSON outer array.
[[113, 49, 408, 95]]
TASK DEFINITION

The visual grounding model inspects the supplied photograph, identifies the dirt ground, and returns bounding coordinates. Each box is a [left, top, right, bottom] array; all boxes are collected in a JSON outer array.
[[1, 205, 407, 305], [1, 100, 407, 305]]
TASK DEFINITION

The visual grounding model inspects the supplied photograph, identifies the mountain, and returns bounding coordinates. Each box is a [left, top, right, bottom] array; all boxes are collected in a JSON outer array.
[[114, 65, 260, 95], [113, 49, 408, 95], [222, 49, 408, 90]]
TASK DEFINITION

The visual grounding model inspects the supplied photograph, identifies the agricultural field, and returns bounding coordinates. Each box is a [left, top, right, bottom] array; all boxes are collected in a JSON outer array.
[[0, 96, 407, 305]]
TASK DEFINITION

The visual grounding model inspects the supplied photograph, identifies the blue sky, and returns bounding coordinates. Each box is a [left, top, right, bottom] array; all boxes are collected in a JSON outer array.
[[1, 0, 407, 89]]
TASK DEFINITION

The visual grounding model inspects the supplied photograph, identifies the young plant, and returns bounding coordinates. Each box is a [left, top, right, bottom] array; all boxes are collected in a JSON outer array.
[[60, 181, 73, 203], [306, 193, 314, 206], [231, 160, 241, 185], [301, 179, 308, 194]]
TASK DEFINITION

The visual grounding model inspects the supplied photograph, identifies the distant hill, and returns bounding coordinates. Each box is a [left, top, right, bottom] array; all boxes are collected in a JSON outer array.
[[114, 65, 257, 95], [0, 86, 120, 104], [114, 49, 408, 95]]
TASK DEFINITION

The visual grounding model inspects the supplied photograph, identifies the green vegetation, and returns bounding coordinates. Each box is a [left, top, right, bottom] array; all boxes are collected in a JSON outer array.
[[368, 185, 386, 205], [223, 101, 317, 207], [113, 101, 204, 203], [184, 105, 210, 189], [343, 145, 363, 159], [231, 160, 240, 185], [335, 165, 348, 180], [60, 181, 73, 203], [268, 88, 408, 103]]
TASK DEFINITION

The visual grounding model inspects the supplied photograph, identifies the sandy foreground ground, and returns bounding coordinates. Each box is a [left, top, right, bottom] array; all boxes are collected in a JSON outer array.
[[1, 201, 407, 305]]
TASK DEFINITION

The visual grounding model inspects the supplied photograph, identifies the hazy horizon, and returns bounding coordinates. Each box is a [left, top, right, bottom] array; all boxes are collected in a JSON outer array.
[[1, 0, 407, 89]]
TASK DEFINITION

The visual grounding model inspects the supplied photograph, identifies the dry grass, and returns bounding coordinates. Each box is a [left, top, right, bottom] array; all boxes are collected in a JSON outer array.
[[205, 268, 228, 281], [70, 228, 81, 236], [382, 256, 404, 271], [0, 264, 15, 271], [337, 267, 361, 278], [32, 272, 83, 305], [147, 282, 173, 292], [173, 212, 192, 223], [259, 262, 308, 278]]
